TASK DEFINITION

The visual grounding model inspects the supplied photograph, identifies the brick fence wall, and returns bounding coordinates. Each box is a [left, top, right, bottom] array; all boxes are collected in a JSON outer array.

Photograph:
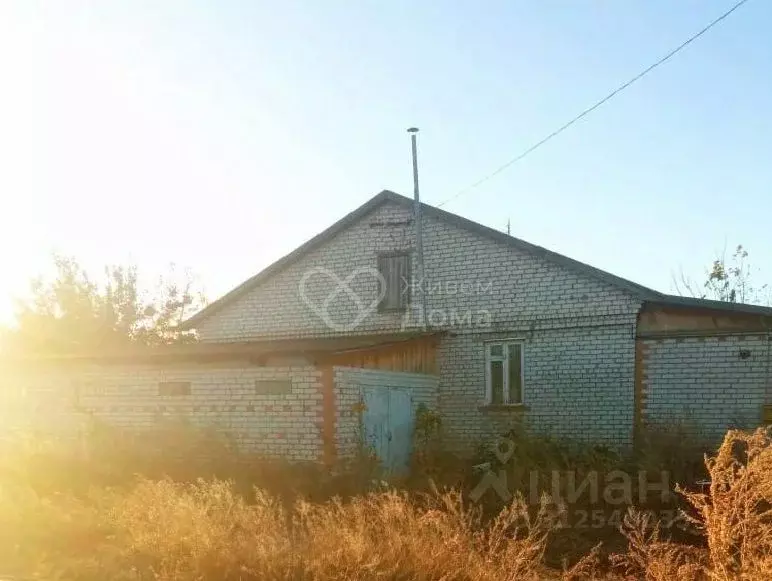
[[0, 363, 325, 462], [0, 366, 83, 444]]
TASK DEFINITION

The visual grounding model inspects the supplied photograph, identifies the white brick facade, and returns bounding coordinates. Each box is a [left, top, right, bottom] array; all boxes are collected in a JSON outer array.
[[641, 334, 772, 442], [439, 323, 637, 451], [1, 364, 325, 462], [10, 195, 768, 460], [196, 199, 643, 452]]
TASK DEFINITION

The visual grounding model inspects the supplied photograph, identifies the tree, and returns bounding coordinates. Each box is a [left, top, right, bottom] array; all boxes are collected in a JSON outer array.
[[5, 255, 206, 353], [674, 244, 770, 306]]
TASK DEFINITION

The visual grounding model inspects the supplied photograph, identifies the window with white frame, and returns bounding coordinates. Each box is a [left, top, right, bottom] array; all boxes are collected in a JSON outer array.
[[485, 342, 524, 405]]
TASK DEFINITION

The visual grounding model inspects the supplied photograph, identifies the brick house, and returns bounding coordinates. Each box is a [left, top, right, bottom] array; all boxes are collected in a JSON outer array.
[[178, 190, 772, 453], [4, 190, 771, 466]]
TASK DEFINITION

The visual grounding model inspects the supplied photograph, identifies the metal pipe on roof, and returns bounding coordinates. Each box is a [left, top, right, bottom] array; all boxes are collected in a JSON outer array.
[[408, 127, 428, 331]]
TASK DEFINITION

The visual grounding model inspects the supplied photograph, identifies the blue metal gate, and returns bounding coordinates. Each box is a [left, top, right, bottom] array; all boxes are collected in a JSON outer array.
[[362, 387, 414, 474]]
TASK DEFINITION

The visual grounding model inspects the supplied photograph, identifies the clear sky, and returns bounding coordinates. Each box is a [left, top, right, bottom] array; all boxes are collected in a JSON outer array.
[[1, 0, 770, 321]]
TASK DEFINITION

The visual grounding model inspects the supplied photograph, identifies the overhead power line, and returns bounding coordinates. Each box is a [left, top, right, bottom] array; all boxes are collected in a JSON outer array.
[[436, 0, 751, 208]]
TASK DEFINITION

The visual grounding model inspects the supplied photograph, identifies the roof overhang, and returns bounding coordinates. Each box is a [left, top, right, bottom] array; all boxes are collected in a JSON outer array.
[[1, 331, 444, 366], [638, 298, 772, 338], [643, 296, 772, 317]]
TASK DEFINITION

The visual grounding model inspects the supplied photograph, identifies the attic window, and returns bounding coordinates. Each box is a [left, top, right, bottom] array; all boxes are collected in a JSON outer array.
[[158, 381, 191, 396], [378, 252, 411, 311]]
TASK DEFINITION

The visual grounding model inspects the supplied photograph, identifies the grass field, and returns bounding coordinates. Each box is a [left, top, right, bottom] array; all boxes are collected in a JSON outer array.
[[1, 426, 770, 580]]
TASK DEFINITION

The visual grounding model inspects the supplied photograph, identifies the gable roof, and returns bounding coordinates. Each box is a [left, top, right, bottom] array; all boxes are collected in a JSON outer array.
[[180, 190, 772, 329]]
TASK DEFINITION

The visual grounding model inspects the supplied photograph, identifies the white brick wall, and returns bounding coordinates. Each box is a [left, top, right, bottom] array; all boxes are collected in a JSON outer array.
[[333, 366, 438, 459], [197, 202, 641, 341], [0, 366, 84, 442], [1, 364, 325, 462], [196, 199, 642, 452], [642, 334, 772, 442], [439, 322, 637, 452]]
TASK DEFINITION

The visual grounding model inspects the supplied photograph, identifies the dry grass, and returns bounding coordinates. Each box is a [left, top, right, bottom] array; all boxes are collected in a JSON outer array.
[[565, 427, 772, 580], [2, 427, 772, 580], [680, 428, 772, 580], [0, 480, 558, 580]]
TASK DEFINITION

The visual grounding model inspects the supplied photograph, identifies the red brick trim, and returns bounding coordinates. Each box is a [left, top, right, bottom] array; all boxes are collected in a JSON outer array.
[[633, 339, 650, 450], [319, 365, 336, 466]]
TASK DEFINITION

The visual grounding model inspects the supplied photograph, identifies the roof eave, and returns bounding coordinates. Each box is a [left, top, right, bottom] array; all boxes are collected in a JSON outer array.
[[411, 197, 664, 302], [643, 295, 772, 318], [178, 190, 398, 330]]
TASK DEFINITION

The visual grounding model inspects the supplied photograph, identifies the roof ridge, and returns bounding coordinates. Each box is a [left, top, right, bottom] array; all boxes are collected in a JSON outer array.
[[380, 189, 664, 300], [182, 189, 771, 330]]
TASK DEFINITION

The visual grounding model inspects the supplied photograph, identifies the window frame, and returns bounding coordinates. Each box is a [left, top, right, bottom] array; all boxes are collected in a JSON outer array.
[[484, 340, 525, 406], [376, 251, 412, 312]]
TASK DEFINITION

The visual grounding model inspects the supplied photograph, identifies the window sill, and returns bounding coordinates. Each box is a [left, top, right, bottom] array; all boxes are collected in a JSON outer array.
[[377, 307, 408, 314], [478, 404, 529, 412]]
